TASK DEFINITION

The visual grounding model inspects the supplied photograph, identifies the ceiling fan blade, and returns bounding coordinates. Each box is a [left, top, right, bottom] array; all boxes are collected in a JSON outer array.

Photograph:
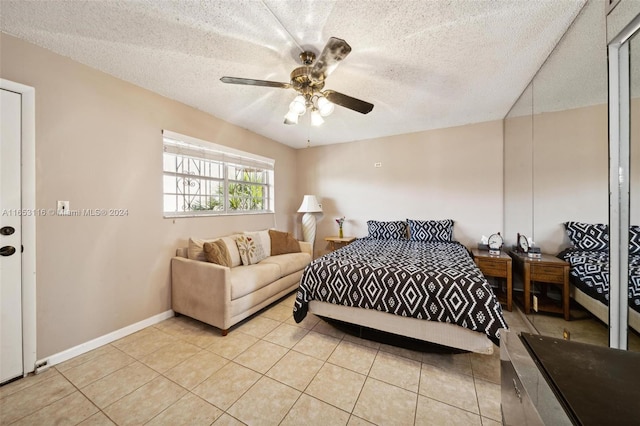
[[220, 76, 290, 89], [310, 37, 352, 82], [324, 90, 374, 114]]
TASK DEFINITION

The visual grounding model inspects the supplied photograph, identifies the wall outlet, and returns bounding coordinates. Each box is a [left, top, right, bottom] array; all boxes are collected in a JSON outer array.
[[374, 162, 382, 168], [533, 295, 538, 312], [57, 200, 70, 215]]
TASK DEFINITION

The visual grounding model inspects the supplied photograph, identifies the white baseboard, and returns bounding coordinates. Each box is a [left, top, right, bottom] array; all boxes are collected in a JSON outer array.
[[35, 310, 174, 371]]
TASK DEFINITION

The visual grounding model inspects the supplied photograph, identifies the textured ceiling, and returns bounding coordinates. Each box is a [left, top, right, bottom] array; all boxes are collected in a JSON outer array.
[[0, 0, 586, 148]]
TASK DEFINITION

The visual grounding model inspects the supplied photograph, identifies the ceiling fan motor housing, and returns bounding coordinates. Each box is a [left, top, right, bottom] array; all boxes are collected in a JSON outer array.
[[290, 66, 325, 95]]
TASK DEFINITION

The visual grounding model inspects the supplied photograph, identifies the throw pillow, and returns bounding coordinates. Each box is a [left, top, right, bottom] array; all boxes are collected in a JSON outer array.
[[269, 229, 301, 255], [187, 237, 215, 261], [564, 221, 609, 251], [203, 239, 232, 267], [366, 220, 407, 240], [407, 219, 454, 242], [630, 225, 640, 255], [235, 234, 267, 265], [246, 230, 271, 257]]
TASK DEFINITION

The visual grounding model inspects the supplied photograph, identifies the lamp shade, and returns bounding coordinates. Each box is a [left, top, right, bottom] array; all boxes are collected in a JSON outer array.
[[283, 110, 299, 125], [317, 96, 335, 116], [310, 109, 324, 126], [297, 195, 322, 213], [289, 95, 307, 115]]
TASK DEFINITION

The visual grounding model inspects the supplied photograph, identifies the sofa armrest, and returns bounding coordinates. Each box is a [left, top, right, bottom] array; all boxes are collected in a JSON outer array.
[[171, 257, 231, 330], [299, 241, 312, 257]]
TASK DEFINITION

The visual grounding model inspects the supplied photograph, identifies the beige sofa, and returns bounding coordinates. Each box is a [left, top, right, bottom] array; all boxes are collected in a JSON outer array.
[[171, 230, 312, 335]]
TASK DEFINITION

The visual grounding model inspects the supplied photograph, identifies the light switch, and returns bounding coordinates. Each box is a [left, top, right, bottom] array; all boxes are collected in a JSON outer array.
[[57, 200, 70, 215]]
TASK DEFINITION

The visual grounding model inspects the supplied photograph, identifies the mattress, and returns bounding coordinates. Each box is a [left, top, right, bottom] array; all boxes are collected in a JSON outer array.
[[293, 238, 507, 339]]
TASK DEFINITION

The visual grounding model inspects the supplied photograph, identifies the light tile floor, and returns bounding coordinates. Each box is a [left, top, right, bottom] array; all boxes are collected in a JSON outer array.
[[0, 294, 529, 425]]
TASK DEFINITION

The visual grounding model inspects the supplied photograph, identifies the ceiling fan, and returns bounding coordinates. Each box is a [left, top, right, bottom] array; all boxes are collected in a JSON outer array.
[[220, 37, 374, 126]]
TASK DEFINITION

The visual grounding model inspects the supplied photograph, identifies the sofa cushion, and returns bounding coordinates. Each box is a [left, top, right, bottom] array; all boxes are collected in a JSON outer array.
[[203, 240, 232, 267], [269, 229, 301, 255], [260, 252, 311, 277], [230, 263, 281, 300]]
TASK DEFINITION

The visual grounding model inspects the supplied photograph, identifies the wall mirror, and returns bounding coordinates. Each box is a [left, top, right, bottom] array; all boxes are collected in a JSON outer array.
[[503, 1, 640, 351], [608, 4, 640, 350], [504, 83, 533, 248], [628, 28, 639, 350], [630, 28, 640, 350]]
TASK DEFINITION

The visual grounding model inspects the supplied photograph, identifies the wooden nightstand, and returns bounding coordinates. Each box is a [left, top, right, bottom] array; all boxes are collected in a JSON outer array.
[[509, 251, 570, 320], [471, 248, 512, 311], [325, 236, 355, 251]]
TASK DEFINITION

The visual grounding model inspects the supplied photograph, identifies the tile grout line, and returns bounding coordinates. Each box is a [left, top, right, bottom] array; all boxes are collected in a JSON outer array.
[[414, 362, 424, 425]]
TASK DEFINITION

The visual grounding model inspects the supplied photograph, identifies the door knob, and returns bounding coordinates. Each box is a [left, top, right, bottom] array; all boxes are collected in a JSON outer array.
[[0, 246, 16, 256], [0, 226, 15, 236]]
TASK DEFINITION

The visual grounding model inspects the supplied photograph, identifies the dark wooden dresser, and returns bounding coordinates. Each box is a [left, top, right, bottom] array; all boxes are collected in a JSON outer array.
[[501, 330, 640, 425]]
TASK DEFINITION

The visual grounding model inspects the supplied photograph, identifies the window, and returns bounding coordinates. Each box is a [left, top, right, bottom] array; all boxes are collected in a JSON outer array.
[[162, 130, 274, 217]]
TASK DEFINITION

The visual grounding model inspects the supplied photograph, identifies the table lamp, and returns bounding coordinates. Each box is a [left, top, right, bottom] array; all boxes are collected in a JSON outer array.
[[297, 195, 322, 245]]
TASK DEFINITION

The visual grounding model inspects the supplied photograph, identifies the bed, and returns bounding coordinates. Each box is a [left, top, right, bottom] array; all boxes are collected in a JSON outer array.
[[558, 222, 640, 332], [293, 219, 508, 354]]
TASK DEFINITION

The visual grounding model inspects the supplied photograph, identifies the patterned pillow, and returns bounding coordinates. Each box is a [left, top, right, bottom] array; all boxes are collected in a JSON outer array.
[[564, 222, 609, 251], [366, 220, 407, 240], [407, 219, 454, 242], [235, 234, 267, 265], [630, 225, 640, 255]]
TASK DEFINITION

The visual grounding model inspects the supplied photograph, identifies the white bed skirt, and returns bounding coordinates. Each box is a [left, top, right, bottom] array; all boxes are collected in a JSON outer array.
[[308, 300, 495, 354]]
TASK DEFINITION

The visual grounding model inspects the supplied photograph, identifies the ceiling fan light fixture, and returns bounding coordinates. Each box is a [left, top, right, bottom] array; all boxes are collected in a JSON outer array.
[[221, 38, 374, 127], [311, 109, 324, 126], [289, 95, 307, 115], [284, 110, 299, 125], [316, 96, 335, 117]]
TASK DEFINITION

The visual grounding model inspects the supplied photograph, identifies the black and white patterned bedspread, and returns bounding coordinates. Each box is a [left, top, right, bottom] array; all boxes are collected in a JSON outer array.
[[559, 249, 640, 313], [293, 238, 507, 339]]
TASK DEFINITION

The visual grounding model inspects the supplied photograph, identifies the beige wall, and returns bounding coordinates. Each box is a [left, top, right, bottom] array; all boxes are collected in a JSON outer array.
[[296, 120, 504, 257], [0, 34, 300, 358]]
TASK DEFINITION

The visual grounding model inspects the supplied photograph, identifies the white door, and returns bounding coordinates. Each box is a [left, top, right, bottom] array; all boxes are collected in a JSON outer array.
[[0, 88, 23, 383]]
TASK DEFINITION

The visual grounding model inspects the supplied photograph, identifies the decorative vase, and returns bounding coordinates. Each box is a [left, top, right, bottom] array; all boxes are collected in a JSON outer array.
[[339, 227, 343, 238]]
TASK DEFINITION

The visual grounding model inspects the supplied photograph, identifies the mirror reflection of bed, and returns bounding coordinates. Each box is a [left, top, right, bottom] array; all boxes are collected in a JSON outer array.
[[504, 0, 640, 351]]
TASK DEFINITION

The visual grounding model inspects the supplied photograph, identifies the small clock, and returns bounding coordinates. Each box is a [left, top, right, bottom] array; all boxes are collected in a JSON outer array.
[[517, 233, 530, 253], [488, 233, 503, 255]]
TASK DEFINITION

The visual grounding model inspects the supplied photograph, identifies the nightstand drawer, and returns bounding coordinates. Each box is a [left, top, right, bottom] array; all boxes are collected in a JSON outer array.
[[477, 258, 508, 277], [530, 264, 564, 283]]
